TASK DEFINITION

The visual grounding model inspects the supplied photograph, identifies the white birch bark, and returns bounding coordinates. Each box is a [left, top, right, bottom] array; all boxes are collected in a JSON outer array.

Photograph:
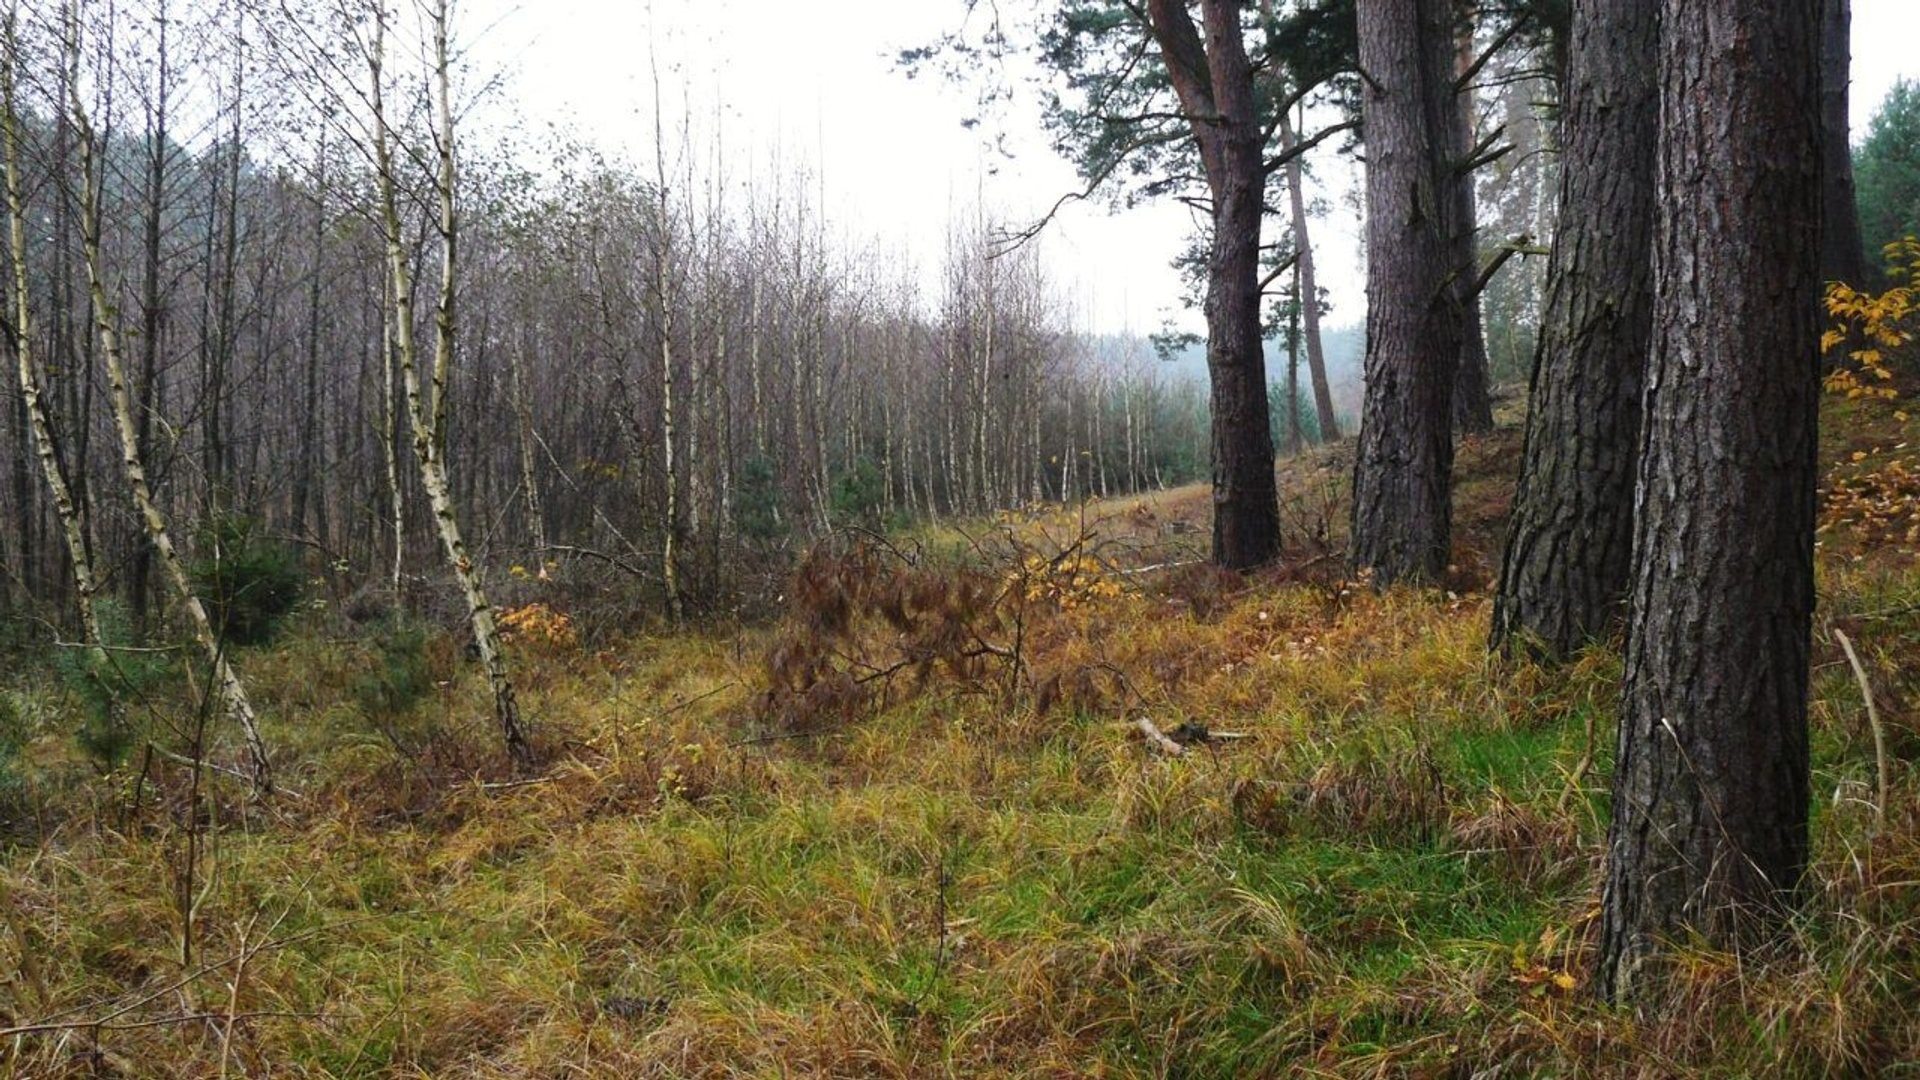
[[69, 47, 272, 795], [370, 0, 531, 769], [5, 19, 103, 656]]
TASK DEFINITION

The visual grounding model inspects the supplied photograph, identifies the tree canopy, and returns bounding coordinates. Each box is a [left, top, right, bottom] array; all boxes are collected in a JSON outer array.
[[1858, 78, 1920, 270]]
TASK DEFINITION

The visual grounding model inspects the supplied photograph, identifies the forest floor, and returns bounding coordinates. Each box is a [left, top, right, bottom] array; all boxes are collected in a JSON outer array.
[[3, 398, 1920, 1077]]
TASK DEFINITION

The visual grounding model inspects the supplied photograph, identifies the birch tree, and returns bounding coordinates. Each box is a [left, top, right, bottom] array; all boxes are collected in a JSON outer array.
[[367, 0, 532, 770], [4, 5, 102, 654], [67, 0, 273, 795]]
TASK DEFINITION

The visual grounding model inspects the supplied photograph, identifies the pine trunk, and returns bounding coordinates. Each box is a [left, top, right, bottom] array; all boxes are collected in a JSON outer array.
[[1491, 0, 1659, 657], [1279, 109, 1341, 442], [1818, 0, 1864, 285], [1146, 0, 1281, 570], [1597, 0, 1822, 1003], [1350, 0, 1463, 586], [1449, 24, 1496, 436], [1287, 266, 1304, 454]]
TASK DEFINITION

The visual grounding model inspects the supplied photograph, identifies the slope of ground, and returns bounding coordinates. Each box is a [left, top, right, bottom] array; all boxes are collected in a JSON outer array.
[[1, 399, 1917, 1077]]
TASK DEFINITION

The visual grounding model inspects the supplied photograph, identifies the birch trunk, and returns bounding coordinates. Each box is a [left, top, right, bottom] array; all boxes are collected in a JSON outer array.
[[5, 27, 102, 653], [381, 280, 405, 597], [371, 0, 532, 770], [509, 325, 546, 560], [658, 286, 683, 621], [648, 63, 685, 620], [70, 70, 272, 796]]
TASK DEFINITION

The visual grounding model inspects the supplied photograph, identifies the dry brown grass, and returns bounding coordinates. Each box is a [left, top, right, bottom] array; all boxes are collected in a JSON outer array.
[[1, 405, 1917, 1076]]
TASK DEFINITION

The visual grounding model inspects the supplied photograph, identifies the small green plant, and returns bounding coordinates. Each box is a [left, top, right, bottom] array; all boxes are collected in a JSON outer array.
[[0, 689, 28, 803], [734, 456, 787, 543], [50, 598, 173, 769], [351, 620, 433, 725], [190, 513, 305, 647], [830, 458, 886, 529]]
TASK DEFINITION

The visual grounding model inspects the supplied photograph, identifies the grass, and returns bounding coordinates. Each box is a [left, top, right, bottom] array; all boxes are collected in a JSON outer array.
[[1, 398, 1918, 1077]]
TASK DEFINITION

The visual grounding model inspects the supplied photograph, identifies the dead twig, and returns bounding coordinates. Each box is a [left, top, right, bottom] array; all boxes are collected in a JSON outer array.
[[1834, 628, 1891, 830], [0, 1010, 317, 1039], [150, 744, 305, 800], [1135, 716, 1187, 757], [479, 775, 555, 792]]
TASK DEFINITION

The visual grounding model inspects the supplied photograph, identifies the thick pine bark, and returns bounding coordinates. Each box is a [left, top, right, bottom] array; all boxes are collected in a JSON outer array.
[[1597, 0, 1822, 1003], [1449, 20, 1496, 436], [1350, 0, 1463, 586], [1147, 0, 1281, 570], [1490, 0, 1659, 657], [1819, 0, 1864, 285]]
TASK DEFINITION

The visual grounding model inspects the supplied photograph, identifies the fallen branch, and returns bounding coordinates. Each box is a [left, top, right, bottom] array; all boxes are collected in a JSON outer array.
[[150, 744, 305, 800], [533, 543, 655, 580], [0, 913, 360, 1038], [728, 729, 845, 748], [662, 682, 737, 716], [1117, 558, 1204, 577], [0, 1010, 316, 1039], [1135, 717, 1187, 756], [479, 775, 555, 792], [1834, 628, 1891, 830]]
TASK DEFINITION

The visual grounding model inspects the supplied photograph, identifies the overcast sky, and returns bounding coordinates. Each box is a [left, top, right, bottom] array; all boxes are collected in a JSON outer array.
[[461, 1, 1920, 336]]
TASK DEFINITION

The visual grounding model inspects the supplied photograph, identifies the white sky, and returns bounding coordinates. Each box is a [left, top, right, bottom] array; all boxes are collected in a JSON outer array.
[[460, 0, 1920, 336]]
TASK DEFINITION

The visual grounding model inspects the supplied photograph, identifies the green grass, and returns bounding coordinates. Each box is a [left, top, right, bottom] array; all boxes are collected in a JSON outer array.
[[3, 407, 1920, 1076]]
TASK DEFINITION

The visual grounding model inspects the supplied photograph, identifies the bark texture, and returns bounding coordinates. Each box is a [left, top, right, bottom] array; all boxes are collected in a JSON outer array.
[[372, 3, 532, 771], [1148, 0, 1282, 569], [1818, 0, 1864, 285], [73, 87, 273, 796], [1597, 0, 1822, 1003], [1448, 19, 1496, 436], [1350, 0, 1464, 586], [5, 35, 104, 654], [1491, 0, 1659, 657]]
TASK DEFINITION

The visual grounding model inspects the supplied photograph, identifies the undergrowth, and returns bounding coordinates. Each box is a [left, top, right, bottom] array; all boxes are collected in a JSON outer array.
[[0, 399, 1916, 1077]]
